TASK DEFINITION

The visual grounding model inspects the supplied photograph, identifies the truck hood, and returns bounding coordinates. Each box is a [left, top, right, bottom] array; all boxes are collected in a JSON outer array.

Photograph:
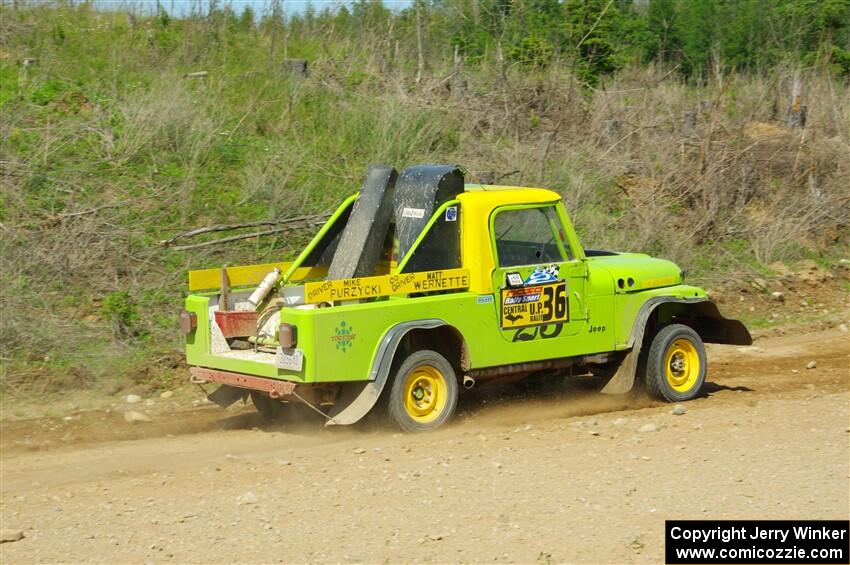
[[587, 252, 682, 293]]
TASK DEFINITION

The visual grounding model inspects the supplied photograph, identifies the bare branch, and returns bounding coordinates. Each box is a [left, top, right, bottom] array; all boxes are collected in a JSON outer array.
[[169, 220, 328, 251], [160, 214, 330, 246]]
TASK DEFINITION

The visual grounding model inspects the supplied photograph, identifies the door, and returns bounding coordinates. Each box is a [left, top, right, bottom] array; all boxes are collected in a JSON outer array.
[[490, 204, 587, 344]]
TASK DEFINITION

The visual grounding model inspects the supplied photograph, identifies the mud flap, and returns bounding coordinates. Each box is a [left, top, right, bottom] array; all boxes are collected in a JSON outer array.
[[207, 384, 247, 408], [600, 346, 642, 395], [324, 380, 381, 426]]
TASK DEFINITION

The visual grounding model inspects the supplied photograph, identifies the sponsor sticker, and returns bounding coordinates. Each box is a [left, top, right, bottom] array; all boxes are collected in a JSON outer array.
[[276, 347, 304, 371], [445, 206, 458, 222], [505, 272, 524, 287], [402, 207, 426, 219], [476, 295, 494, 304], [503, 287, 542, 305], [500, 281, 569, 328], [524, 264, 560, 284], [331, 321, 356, 353]]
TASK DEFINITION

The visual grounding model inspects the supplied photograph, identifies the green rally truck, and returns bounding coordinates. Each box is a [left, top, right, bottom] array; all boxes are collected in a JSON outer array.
[[179, 165, 751, 431]]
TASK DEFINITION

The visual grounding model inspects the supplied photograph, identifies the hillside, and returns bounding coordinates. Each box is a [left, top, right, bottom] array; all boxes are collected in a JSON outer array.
[[1, 1, 848, 399]]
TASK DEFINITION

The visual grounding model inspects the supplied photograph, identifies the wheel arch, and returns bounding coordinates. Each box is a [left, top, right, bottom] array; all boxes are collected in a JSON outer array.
[[325, 319, 466, 426], [398, 325, 469, 377], [652, 299, 752, 346], [600, 297, 751, 395]]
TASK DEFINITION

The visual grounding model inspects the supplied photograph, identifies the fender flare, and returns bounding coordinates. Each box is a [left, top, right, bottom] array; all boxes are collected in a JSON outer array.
[[600, 297, 751, 395], [325, 319, 447, 425]]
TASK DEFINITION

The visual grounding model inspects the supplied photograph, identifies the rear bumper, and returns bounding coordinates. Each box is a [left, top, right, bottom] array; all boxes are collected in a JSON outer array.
[[189, 366, 296, 398]]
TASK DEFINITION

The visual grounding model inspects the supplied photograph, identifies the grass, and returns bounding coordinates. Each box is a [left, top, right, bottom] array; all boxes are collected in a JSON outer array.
[[0, 4, 848, 394]]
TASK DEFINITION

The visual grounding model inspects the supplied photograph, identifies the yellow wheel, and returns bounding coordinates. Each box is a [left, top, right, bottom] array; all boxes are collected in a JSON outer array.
[[644, 324, 706, 402], [402, 365, 448, 424], [389, 350, 458, 432], [664, 338, 701, 393]]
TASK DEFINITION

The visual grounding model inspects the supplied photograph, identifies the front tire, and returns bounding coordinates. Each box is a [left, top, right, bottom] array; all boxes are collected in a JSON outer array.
[[388, 350, 458, 432], [644, 324, 707, 402]]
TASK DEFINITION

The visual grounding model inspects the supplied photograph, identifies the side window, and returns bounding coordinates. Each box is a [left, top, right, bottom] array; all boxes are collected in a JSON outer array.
[[493, 206, 572, 267]]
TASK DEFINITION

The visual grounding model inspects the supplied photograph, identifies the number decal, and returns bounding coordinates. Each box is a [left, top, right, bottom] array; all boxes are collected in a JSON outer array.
[[501, 282, 569, 328], [542, 286, 554, 321], [539, 323, 563, 339], [511, 323, 564, 342], [511, 327, 538, 342], [554, 284, 566, 319]]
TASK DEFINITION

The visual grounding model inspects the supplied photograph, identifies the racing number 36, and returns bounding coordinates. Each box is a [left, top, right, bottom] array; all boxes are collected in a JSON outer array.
[[500, 281, 569, 329], [541, 284, 567, 322]]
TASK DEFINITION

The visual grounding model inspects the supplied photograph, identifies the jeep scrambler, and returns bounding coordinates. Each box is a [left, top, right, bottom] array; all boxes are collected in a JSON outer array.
[[180, 165, 751, 431]]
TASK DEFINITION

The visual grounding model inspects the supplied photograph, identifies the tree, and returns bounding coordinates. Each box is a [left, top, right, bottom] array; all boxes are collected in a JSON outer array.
[[238, 5, 255, 33]]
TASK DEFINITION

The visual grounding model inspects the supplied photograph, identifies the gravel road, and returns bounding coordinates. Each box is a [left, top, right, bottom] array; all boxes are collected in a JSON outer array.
[[2, 328, 848, 564]]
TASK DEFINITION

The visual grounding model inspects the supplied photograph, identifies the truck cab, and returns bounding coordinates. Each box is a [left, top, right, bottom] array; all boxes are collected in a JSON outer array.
[[181, 165, 750, 431]]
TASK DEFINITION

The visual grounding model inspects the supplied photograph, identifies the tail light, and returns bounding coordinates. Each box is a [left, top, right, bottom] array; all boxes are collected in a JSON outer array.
[[278, 323, 297, 349], [179, 309, 197, 334]]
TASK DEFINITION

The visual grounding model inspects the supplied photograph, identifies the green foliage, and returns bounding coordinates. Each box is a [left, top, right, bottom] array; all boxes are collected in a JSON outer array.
[[642, 0, 850, 79], [30, 79, 69, 106], [562, 0, 629, 84], [238, 6, 255, 32], [1, 1, 846, 392], [103, 291, 144, 340]]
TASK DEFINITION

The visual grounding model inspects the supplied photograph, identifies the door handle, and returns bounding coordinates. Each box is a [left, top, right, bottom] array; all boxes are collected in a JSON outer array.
[[572, 291, 589, 320]]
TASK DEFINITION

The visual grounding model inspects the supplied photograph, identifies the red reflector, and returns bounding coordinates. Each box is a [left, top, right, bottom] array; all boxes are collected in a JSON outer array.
[[179, 310, 197, 334], [278, 323, 297, 348]]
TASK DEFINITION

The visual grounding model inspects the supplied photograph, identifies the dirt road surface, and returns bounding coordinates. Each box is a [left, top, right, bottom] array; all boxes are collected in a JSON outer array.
[[2, 328, 848, 564]]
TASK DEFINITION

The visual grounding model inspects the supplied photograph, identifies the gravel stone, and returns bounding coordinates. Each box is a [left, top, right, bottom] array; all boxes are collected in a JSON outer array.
[[0, 530, 24, 543], [123, 411, 152, 423]]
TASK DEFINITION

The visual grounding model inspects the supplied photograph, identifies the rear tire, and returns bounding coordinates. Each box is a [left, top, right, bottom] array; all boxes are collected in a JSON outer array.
[[644, 324, 707, 402], [388, 350, 458, 432], [250, 391, 288, 421]]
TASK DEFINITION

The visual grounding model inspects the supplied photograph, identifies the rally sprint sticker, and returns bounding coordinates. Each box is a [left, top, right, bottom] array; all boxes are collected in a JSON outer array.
[[500, 281, 568, 329]]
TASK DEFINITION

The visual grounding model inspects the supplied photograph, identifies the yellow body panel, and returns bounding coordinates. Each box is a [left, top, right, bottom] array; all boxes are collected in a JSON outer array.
[[189, 262, 327, 291], [304, 268, 469, 303], [457, 187, 562, 294], [189, 260, 397, 291]]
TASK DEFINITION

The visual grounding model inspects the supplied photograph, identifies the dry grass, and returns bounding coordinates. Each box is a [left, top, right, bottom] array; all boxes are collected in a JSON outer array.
[[0, 5, 848, 390]]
